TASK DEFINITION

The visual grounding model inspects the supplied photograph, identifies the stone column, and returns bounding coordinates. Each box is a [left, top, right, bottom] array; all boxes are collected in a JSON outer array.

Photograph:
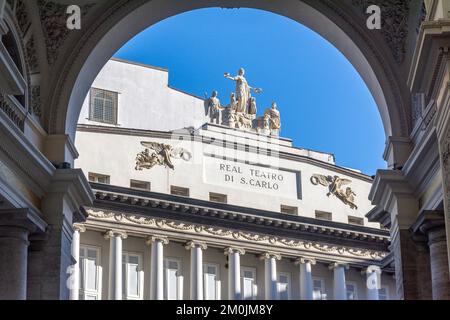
[[147, 236, 169, 300], [296, 257, 316, 300], [260, 252, 281, 300], [363, 266, 381, 300], [418, 211, 450, 300], [225, 247, 245, 300], [26, 169, 93, 300], [105, 230, 127, 300], [0, 209, 44, 300], [185, 241, 207, 300], [69, 224, 86, 300], [369, 170, 423, 299], [329, 263, 349, 300]]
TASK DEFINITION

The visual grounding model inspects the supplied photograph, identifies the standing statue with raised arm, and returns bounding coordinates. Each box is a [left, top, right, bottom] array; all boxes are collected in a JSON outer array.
[[224, 68, 262, 114]]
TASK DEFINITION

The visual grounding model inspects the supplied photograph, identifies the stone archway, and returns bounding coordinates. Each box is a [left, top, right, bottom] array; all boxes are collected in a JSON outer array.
[[43, 0, 413, 167]]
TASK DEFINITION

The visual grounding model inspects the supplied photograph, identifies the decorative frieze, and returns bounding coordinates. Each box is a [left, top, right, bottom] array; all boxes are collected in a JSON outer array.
[[86, 209, 388, 261]]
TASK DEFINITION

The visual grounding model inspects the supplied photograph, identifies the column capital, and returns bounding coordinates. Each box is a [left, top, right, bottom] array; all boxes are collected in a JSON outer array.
[[328, 262, 349, 270], [259, 252, 281, 261], [224, 247, 245, 256], [104, 230, 127, 240], [295, 257, 316, 265], [361, 265, 382, 276], [185, 240, 207, 250], [146, 235, 169, 246], [73, 223, 86, 233], [411, 210, 447, 244]]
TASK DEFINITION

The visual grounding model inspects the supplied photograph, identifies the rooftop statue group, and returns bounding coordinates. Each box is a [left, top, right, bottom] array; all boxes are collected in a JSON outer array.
[[205, 68, 281, 136]]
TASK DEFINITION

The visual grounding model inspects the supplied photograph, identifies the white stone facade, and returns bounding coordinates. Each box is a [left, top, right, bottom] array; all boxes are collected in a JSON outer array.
[[72, 59, 395, 300]]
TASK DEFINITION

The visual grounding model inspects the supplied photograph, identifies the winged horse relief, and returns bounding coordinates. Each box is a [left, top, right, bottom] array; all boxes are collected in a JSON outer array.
[[310, 174, 358, 210], [135, 142, 192, 171]]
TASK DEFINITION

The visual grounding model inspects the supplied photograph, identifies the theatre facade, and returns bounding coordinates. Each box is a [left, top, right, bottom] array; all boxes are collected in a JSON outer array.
[[72, 59, 396, 300]]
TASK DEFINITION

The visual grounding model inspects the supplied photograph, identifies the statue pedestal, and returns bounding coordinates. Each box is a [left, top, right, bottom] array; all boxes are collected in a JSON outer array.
[[257, 128, 271, 136]]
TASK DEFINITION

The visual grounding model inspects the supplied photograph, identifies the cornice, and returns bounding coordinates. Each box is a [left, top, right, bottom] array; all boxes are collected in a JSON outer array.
[[0, 109, 55, 198], [402, 127, 440, 198], [85, 208, 389, 264], [90, 182, 389, 241], [408, 19, 450, 90], [369, 169, 415, 208], [47, 169, 94, 219], [366, 205, 391, 228]]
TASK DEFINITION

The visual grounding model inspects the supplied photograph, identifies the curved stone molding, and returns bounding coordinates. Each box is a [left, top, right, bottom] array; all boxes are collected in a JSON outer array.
[[86, 209, 388, 261]]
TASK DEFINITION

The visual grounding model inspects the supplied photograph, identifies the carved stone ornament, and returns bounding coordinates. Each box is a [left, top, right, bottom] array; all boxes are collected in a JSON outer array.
[[351, 0, 409, 64], [30, 85, 41, 117], [86, 209, 387, 261], [135, 141, 191, 171], [38, 0, 95, 65], [310, 174, 358, 209]]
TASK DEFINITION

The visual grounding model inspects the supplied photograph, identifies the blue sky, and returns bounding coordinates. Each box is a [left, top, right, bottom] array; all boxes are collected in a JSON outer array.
[[115, 8, 386, 176]]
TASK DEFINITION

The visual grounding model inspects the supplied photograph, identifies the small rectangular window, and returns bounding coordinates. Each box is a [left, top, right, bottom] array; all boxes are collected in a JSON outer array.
[[79, 246, 101, 300], [348, 216, 364, 226], [281, 205, 298, 215], [209, 193, 227, 204], [88, 172, 110, 184], [277, 272, 291, 300], [203, 263, 221, 300], [130, 180, 151, 191], [378, 287, 389, 300], [122, 253, 144, 300], [89, 88, 118, 124], [346, 282, 357, 300], [164, 259, 183, 300], [315, 210, 332, 221], [171, 186, 189, 197], [241, 267, 257, 300], [313, 278, 326, 300]]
